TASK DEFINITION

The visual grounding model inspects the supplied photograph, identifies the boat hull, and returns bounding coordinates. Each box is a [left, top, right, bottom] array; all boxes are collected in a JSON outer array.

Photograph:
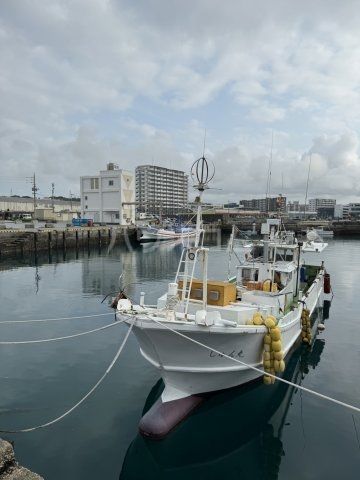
[[120, 272, 324, 402], [139, 229, 196, 242]]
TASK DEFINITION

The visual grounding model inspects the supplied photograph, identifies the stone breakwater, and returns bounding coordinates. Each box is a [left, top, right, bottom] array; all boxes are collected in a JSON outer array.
[[0, 439, 43, 480], [0, 226, 137, 257]]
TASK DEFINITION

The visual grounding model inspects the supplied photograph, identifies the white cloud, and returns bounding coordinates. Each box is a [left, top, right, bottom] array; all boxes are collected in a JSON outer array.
[[1, 0, 360, 202]]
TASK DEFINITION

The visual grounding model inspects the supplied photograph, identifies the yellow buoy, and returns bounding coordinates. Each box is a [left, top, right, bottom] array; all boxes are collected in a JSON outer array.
[[252, 312, 263, 325], [264, 360, 272, 370], [265, 317, 276, 329], [264, 334, 272, 345], [263, 375, 272, 385], [270, 327, 281, 341], [263, 280, 271, 292], [272, 339, 282, 352], [274, 350, 284, 361], [263, 352, 271, 361]]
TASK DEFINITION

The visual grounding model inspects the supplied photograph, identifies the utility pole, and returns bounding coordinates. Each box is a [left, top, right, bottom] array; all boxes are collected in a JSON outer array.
[[69, 190, 73, 210], [51, 182, 55, 212], [31, 173, 38, 217]]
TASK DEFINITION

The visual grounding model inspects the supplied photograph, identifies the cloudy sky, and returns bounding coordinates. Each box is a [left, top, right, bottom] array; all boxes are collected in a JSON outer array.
[[1, 0, 360, 203]]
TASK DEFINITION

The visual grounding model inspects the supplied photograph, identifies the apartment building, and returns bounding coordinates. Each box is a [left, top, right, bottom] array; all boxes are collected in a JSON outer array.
[[239, 196, 286, 213], [135, 165, 188, 215]]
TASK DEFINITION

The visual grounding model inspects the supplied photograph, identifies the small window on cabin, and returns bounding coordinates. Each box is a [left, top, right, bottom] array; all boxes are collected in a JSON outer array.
[[209, 290, 220, 301], [115, 213, 119, 219], [109, 180, 114, 186], [85, 205, 88, 209], [84, 195, 88, 200]]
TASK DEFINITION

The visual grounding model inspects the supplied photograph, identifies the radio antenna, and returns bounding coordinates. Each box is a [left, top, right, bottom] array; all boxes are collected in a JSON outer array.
[[202, 129, 207, 157]]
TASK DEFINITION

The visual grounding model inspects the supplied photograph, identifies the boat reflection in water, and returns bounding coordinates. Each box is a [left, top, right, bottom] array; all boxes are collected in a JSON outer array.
[[120, 302, 330, 480]]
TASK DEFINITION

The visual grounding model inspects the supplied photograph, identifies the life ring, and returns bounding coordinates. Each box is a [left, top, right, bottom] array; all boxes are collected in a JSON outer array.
[[188, 251, 195, 260]]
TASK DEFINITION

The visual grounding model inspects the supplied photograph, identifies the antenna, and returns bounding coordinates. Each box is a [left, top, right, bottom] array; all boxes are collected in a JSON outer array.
[[265, 131, 274, 213], [202, 128, 207, 157], [51, 182, 55, 212], [304, 153, 312, 218], [190, 155, 215, 193]]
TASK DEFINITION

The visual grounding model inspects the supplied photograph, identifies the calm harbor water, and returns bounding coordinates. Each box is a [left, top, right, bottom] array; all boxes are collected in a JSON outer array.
[[0, 237, 360, 479]]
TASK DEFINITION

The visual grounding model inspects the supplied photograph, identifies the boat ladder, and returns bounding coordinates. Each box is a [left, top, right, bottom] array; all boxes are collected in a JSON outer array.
[[175, 247, 199, 314]]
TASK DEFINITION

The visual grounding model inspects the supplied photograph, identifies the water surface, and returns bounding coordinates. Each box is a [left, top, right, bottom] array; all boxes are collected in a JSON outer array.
[[0, 238, 359, 479]]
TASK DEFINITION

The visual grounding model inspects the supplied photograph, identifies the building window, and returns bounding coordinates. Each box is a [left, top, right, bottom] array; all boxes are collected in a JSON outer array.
[[115, 213, 119, 219], [85, 205, 88, 209], [84, 195, 88, 200], [90, 178, 99, 189], [109, 180, 114, 186]]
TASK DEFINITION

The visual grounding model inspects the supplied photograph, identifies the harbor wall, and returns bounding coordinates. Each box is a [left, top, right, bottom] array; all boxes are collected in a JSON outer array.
[[0, 226, 137, 258], [0, 438, 43, 479]]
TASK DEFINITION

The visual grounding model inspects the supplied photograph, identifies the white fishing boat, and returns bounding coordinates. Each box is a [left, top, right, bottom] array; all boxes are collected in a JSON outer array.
[[138, 224, 196, 242], [117, 156, 330, 408]]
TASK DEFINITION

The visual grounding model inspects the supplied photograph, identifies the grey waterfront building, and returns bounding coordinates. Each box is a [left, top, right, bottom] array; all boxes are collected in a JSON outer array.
[[239, 195, 286, 213], [135, 165, 188, 215]]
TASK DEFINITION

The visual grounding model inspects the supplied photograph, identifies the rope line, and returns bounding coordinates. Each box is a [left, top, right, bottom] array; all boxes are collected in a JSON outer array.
[[0, 321, 123, 345], [0, 322, 134, 433], [0, 312, 113, 325], [148, 316, 360, 414]]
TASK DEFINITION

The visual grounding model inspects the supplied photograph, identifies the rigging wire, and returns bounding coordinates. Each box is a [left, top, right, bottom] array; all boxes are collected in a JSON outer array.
[[0, 322, 133, 433], [0, 312, 113, 325], [0, 320, 123, 345]]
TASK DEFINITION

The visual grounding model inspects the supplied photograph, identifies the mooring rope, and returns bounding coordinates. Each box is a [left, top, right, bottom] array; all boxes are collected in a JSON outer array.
[[148, 316, 360, 414], [0, 320, 123, 345], [0, 312, 113, 325], [0, 322, 134, 433]]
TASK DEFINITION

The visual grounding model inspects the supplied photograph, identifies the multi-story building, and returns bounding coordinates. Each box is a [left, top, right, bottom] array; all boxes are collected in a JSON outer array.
[[343, 203, 360, 218], [308, 198, 336, 211], [239, 196, 286, 213], [308, 198, 336, 219], [80, 163, 135, 224], [135, 165, 188, 215]]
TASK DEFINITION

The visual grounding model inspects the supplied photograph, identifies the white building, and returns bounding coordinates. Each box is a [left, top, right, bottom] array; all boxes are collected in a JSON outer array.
[[80, 163, 135, 224]]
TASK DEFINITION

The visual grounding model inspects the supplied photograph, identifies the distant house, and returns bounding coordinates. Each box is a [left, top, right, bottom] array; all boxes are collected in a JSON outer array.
[[80, 163, 135, 224]]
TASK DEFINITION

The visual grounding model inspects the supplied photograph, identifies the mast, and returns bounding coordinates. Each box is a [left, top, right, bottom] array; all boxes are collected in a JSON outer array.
[[303, 153, 312, 218]]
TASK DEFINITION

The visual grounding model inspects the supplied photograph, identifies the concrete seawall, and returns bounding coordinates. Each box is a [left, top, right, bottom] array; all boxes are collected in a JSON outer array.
[[0, 226, 137, 258], [0, 439, 43, 479]]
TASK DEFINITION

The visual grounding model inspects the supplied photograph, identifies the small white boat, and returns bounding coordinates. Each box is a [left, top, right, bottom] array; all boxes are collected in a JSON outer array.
[[117, 157, 330, 408], [138, 225, 196, 242]]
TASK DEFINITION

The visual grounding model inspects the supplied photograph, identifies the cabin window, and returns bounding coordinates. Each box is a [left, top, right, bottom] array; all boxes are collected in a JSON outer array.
[[209, 290, 220, 301], [193, 288, 203, 299], [109, 180, 114, 186]]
